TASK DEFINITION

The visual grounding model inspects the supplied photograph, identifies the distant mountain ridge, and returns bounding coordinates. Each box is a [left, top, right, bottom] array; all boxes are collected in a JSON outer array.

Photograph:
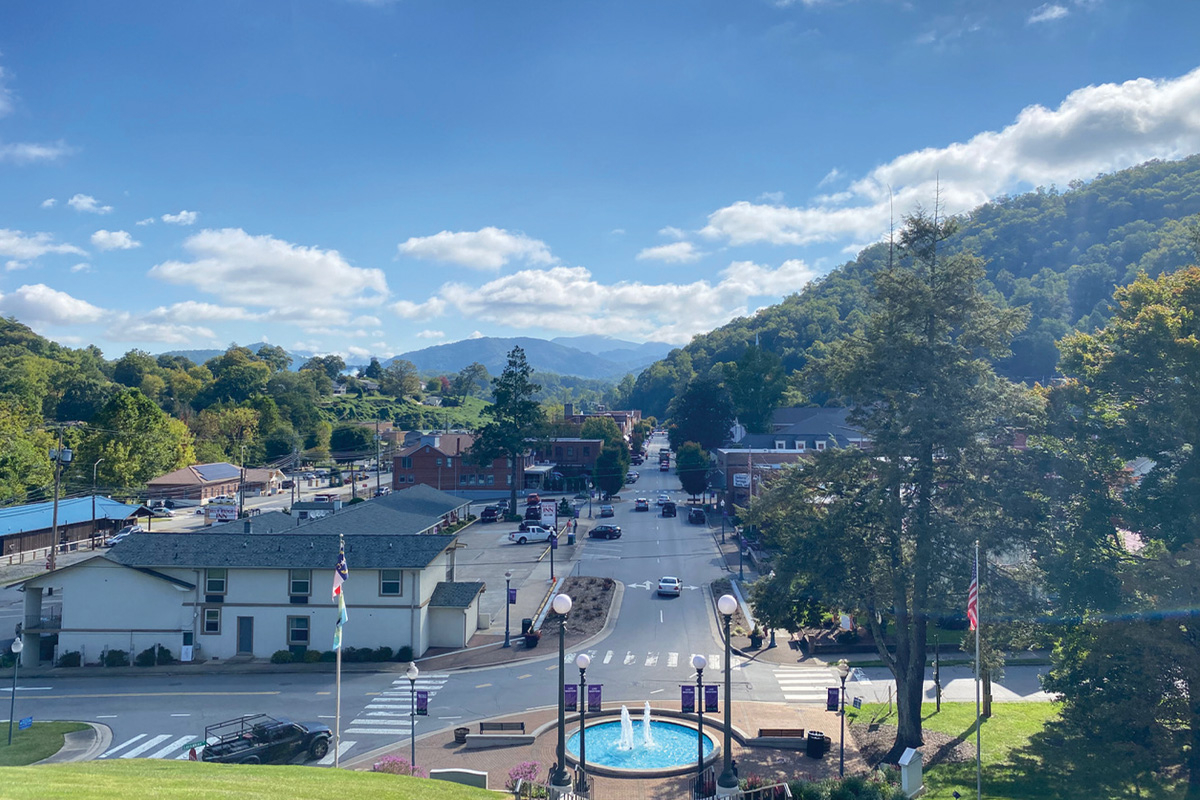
[[392, 336, 672, 379]]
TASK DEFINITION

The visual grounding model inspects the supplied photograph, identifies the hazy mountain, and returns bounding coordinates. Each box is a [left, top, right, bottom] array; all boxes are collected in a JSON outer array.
[[391, 336, 666, 380], [159, 348, 313, 370]]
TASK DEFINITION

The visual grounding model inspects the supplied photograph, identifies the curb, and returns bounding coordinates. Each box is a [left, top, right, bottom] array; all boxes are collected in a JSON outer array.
[[33, 721, 111, 765]]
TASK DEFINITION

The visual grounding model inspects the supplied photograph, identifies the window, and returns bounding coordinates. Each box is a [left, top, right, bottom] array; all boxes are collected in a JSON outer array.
[[583, 447, 590, 457], [205, 568, 227, 595], [567, 447, 574, 458], [798, 442, 806, 452], [202, 607, 221, 635], [487, 474, 495, 485], [380, 569, 402, 595], [287, 616, 310, 646], [507, 474, 513, 485], [446, 457, 452, 468], [816, 440, 826, 451], [775, 440, 786, 450], [436, 457, 443, 467], [460, 474, 468, 485], [555, 447, 563, 459], [289, 569, 311, 596], [400, 456, 412, 469]]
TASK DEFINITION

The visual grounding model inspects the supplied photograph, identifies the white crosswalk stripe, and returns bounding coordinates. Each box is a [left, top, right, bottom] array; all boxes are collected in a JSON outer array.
[[101, 734, 146, 758], [351, 673, 449, 735], [102, 733, 205, 761], [774, 667, 840, 703], [317, 740, 355, 766], [147, 735, 196, 760]]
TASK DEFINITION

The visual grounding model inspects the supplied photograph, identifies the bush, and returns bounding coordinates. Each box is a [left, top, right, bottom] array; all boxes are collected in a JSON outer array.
[[134, 645, 175, 666], [319, 650, 338, 662], [395, 645, 413, 662], [103, 649, 129, 667], [372, 755, 426, 778], [304, 649, 322, 663], [155, 645, 175, 665], [57, 651, 82, 668], [373, 646, 394, 662], [506, 761, 541, 791], [270, 650, 294, 664]]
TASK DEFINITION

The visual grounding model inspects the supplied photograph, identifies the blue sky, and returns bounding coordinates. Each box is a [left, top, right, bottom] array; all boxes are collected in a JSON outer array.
[[2, 0, 1200, 361]]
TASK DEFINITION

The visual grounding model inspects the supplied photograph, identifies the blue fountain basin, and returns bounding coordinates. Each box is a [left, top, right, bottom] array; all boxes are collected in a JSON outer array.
[[567, 719, 715, 771]]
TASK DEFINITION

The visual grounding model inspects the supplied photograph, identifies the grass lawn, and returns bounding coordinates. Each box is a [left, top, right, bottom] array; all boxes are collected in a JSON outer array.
[[848, 702, 1181, 799], [1, 760, 505, 799], [0, 721, 90, 766]]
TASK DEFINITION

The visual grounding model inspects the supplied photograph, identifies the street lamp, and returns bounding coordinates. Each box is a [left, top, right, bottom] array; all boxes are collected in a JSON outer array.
[[406, 662, 419, 771], [575, 652, 590, 793], [692, 654, 707, 783], [503, 570, 513, 648], [7, 637, 23, 745], [837, 658, 851, 777], [550, 593, 573, 790], [716, 594, 738, 791], [91, 458, 104, 549], [719, 500, 725, 543]]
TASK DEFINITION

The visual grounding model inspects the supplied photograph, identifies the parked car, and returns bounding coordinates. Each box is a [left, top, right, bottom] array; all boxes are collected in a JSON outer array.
[[526, 493, 541, 506], [631, 454, 643, 465], [104, 525, 145, 547], [524, 506, 542, 521], [634, 498, 650, 512], [281, 480, 295, 489], [509, 526, 555, 545], [657, 576, 682, 596], [599, 504, 615, 518], [662, 502, 677, 517], [589, 524, 622, 540], [480, 506, 501, 522], [201, 714, 331, 765], [149, 506, 175, 518], [688, 507, 706, 524]]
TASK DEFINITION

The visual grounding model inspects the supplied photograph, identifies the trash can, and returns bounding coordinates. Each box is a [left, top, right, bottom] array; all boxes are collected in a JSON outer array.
[[806, 730, 828, 758], [567, 532, 576, 545], [521, 618, 533, 635], [454, 726, 470, 744]]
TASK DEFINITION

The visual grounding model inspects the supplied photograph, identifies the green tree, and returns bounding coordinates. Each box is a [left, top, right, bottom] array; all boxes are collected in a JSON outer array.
[[331, 424, 375, 455], [747, 211, 1031, 755], [381, 359, 421, 398], [255, 344, 293, 373], [593, 444, 626, 500], [363, 357, 384, 381], [724, 345, 787, 434], [0, 403, 54, 503], [78, 389, 195, 490], [667, 375, 733, 453], [300, 354, 346, 382], [450, 362, 489, 398], [112, 349, 159, 388], [674, 441, 709, 498], [470, 347, 545, 511]]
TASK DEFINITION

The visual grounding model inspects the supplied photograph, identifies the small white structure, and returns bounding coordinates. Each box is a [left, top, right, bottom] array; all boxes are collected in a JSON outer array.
[[899, 746, 924, 797]]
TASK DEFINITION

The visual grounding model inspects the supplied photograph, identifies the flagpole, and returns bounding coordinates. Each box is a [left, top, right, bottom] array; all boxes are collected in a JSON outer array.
[[332, 534, 349, 769], [335, 645, 342, 768], [975, 540, 982, 800]]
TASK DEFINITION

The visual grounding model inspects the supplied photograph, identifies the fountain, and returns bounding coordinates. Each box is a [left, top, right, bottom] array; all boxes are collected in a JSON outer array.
[[617, 706, 635, 750], [642, 702, 654, 747], [567, 703, 715, 775]]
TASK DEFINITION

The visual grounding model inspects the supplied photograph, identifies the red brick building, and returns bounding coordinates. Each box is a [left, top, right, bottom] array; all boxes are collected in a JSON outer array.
[[392, 433, 533, 493]]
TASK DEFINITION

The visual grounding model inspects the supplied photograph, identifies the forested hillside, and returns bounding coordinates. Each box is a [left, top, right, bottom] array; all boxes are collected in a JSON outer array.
[[628, 155, 1200, 418]]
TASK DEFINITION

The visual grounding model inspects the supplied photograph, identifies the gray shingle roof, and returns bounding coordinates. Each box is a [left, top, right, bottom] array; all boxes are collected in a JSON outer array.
[[374, 484, 470, 517], [429, 581, 485, 608], [205, 511, 300, 534], [108, 532, 456, 570]]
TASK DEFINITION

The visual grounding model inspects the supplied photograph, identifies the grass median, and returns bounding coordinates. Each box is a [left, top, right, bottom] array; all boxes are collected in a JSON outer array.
[[0, 721, 90, 766]]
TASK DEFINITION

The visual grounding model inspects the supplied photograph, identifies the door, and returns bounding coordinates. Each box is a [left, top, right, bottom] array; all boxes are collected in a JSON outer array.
[[237, 617, 254, 654]]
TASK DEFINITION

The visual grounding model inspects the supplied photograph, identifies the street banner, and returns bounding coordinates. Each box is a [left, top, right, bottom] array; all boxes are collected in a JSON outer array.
[[508, 587, 517, 604], [551, 534, 558, 550], [853, 696, 862, 709], [416, 690, 429, 716], [681, 684, 695, 713], [827, 687, 840, 711], [564, 684, 577, 712], [704, 684, 719, 713], [587, 684, 602, 712]]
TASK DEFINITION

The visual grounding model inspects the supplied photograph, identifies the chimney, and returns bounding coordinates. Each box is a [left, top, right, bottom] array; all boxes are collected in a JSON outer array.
[[564, 402, 574, 418], [244, 518, 253, 534]]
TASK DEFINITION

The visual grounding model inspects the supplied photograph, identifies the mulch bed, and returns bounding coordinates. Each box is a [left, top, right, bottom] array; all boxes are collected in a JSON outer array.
[[553, 576, 615, 638], [849, 721, 976, 768]]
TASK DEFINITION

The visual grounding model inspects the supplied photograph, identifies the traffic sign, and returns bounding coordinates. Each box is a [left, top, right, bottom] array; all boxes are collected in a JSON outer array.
[[18, 716, 32, 730]]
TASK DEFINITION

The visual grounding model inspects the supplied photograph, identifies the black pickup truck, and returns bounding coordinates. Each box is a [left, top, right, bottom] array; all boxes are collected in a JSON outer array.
[[200, 714, 332, 765]]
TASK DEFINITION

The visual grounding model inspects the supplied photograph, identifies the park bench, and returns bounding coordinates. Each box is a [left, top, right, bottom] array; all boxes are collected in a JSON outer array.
[[757, 728, 805, 739], [479, 721, 526, 734]]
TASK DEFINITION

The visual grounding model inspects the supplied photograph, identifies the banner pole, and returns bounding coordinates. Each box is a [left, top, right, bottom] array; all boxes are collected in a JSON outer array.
[[975, 540, 982, 800], [335, 646, 342, 768]]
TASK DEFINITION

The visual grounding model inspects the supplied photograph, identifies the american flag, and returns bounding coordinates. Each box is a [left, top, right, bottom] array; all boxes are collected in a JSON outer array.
[[967, 554, 979, 631], [333, 536, 348, 600]]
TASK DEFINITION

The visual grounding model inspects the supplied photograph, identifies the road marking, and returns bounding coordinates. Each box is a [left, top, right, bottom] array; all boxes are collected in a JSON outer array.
[[365, 703, 409, 710], [476, 683, 492, 689], [0, 687, 51, 692], [660, 610, 663, 623], [365, 711, 409, 717], [645, 653, 658, 667], [349, 718, 410, 726], [318, 740, 355, 766], [603, 650, 613, 664], [170, 713, 190, 717], [346, 727, 411, 735], [316, 691, 331, 695], [102, 734, 146, 758], [148, 735, 195, 760], [318, 715, 336, 719], [650, 689, 664, 694], [438, 716, 463, 720], [546, 665, 556, 671], [96, 715, 118, 719], [31, 691, 280, 699], [517, 674, 532, 680], [709, 654, 721, 671], [667, 652, 678, 668], [122, 734, 173, 758], [624, 652, 636, 665]]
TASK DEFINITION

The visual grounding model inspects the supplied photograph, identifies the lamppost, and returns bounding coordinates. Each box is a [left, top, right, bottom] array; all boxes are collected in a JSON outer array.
[[575, 652, 590, 793], [48, 434, 72, 571], [91, 458, 104, 548], [406, 662, 419, 771], [716, 594, 738, 792], [550, 593, 573, 790], [738, 528, 744, 580], [7, 637, 23, 745], [719, 500, 725, 543], [238, 444, 247, 519], [692, 654, 707, 783], [503, 570, 513, 648], [837, 658, 851, 777]]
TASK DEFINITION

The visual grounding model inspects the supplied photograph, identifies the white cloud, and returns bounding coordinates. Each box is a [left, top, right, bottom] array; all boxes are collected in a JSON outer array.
[[0, 229, 86, 261], [611, 228, 627, 236], [68, 194, 112, 214], [136, 218, 155, 226], [91, 229, 141, 251], [5, 261, 24, 271], [106, 314, 216, 344], [468, 330, 485, 339], [162, 210, 198, 225], [1028, 3, 1069, 23], [0, 284, 106, 325], [41, 198, 56, 209], [757, 191, 786, 204], [0, 140, 72, 164], [702, 66, 1200, 247], [352, 315, 381, 327], [150, 229, 389, 320], [658, 226, 687, 239], [391, 296, 446, 320], [70, 263, 90, 273], [0, 66, 12, 117], [147, 301, 258, 323], [636, 241, 703, 264], [817, 168, 842, 187], [398, 226, 554, 270], [346, 345, 372, 359], [415, 329, 445, 339]]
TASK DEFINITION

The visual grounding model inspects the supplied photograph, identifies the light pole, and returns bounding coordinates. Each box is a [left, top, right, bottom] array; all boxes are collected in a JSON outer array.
[[550, 593, 573, 790], [716, 594, 738, 791], [837, 658, 850, 777], [91, 458, 104, 549], [575, 652, 590, 794], [7, 637, 23, 745], [48, 434, 72, 571], [238, 444, 247, 519], [406, 662, 419, 771], [692, 654, 707, 783], [719, 500, 725, 543], [738, 528, 744, 580], [503, 570, 513, 648]]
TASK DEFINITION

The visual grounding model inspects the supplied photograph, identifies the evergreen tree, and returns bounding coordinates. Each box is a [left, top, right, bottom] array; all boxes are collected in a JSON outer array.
[[471, 347, 545, 511]]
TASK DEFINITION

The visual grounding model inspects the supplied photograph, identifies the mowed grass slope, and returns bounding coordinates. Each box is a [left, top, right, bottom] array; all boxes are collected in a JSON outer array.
[[0, 761, 505, 800]]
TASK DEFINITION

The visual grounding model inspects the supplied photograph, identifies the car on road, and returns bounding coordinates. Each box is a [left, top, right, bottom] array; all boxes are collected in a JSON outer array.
[[599, 504, 615, 518], [634, 498, 650, 512], [201, 714, 331, 765], [656, 493, 670, 505], [659, 461, 670, 472], [509, 525, 555, 545], [150, 506, 175, 518], [688, 507, 706, 525], [480, 506, 501, 522], [631, 454, 643, 465], [657, 576, 682, 596], [588, 524, 622, 539], [662, 502, 677, 517], [525, 493, 541, 506], [104, 525, 145, 547]]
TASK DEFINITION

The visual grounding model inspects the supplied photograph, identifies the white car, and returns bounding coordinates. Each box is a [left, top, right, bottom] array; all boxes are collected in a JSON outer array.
[[104, 525, 145, 547], [657, 576, 682, 596], [656, 493, 671, 506], [509, 526, 555, 545], [150, 506, 175, 518]]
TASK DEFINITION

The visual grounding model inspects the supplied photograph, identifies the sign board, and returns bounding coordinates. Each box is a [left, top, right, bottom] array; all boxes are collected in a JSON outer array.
[[180, 645, 194, 662], [732, 474, 750, 488], [852, 696, 863, 710], [564, 684, 577, 712], [416, 690, 429, 716], [826, 687, 840, 712], [680, 685, 695, 713], [587, 684, 602, 712], [540, 501, 558, 525], [704, 685, 719, 713], [209, 502, 238, 522], [507, 588, 517, 605], [18, 716, 32, 730]]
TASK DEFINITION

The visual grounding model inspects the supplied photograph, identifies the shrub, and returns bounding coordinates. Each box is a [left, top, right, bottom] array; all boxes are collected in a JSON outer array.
[[57, 651, 82, 668], [270, 650, 294, 664], [372, 755, 426, 778], [304, 649, 322, 663], [506, 760, 541, 791], [319, 650, 338, 662], [155, 645, 175, 665], [373, 646, 394, 662], [103, 649, 129, 667], [395, 645, 413, 662], [134, 647, 157, 667]]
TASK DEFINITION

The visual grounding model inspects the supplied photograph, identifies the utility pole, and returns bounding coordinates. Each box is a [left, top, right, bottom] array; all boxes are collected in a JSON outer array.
[[375, 419, 382, 498], [48, 428, 72, 571], [91, 458, 104, 550]]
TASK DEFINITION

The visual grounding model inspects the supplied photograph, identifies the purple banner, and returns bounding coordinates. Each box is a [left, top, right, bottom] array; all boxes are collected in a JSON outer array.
[[416, 689, 429, 716], [507, 587, 517, 604], [704, 684, 719, 713], [587, 683, 602, 712], [681, 684, 695, 713], [564, 684, 578, 712]]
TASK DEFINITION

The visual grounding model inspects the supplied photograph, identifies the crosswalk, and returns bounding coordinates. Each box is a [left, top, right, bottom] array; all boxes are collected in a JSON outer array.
[[101, 733, 203, 760], [772, 666, 840, 704], [572, 650, 742, 672]]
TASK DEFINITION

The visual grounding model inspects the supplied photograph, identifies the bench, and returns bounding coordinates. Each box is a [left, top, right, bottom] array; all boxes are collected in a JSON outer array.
[[479, 721, 525, 734], [757, 728, 805, 739]]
